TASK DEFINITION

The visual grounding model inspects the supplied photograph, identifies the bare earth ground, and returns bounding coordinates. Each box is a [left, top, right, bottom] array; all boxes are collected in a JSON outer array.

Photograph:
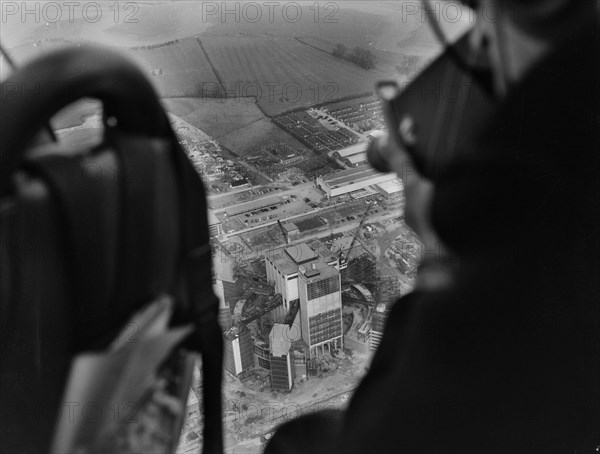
[[223, 350, 372, 454]]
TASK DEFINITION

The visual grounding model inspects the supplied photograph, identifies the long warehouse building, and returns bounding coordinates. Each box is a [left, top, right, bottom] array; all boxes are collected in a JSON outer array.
[[316, 165, 397, 198], [333, 143, 368, 159]]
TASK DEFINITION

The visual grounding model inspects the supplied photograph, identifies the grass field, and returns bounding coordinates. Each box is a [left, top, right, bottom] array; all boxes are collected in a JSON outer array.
[[4, 2, 471, 116], [296, 36, 428, 82], [2, 1, 473, 163], [199, 35, 377, 116], [126, 37, 219, 97], [162, 98, 311, 157]]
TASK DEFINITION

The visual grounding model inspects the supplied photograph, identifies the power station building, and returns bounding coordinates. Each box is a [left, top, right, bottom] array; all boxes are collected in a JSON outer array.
[[212, 251, 238, 332], [370, 303, 387, 352], [265, 241, 343, 358], [207, 208, 223, 238], [298, 260, 343, 357], [269, 323, 297, 392], [316, 165, 398, 198], [223, 325, 254, 376]]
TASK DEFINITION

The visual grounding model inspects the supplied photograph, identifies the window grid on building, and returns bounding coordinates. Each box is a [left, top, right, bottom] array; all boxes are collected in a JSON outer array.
[[307, 276, 340, 300], [309, 308, 342, 345], [257, 356, 271, 370], [239, 330, 254, 370], [270, 356, 291, 391], [371, 312, 386, 332], [254, 344, 271, 370]]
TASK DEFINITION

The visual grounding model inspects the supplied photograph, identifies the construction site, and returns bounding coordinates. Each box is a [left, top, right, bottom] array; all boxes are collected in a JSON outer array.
[[207, 199, 419, 450], [192, 116, 424, 452]]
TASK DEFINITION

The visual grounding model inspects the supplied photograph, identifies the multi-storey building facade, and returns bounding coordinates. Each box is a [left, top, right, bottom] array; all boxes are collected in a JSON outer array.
[[298, 261, 343, 357], [254, 341, 271, 371], [207, 208, 223, 238], [265, 241, 343, 358], [223, 326, 254, 376], [369, 303, 387, 352], [269, 323, 296, 392]]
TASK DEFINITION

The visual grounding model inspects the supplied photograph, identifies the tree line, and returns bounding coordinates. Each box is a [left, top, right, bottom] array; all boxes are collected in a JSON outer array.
[[332, 44, 376, 70]]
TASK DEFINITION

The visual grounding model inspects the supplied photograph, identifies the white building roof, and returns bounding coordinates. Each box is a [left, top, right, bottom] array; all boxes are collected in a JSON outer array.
[[376, 178, 404, 195], [207, 208, 220, 226], [368, 130, 386, 140], [348, 152, 367, 164], [336, 143, 368, 158], [270, 324, 293, 356], [266, 240, 337, 275]]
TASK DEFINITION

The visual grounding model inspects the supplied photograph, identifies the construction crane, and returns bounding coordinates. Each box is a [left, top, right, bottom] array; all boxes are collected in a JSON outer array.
[[338, 204, 373, 268], [229, 262, 283, 333], [237, 292, 282, 327]]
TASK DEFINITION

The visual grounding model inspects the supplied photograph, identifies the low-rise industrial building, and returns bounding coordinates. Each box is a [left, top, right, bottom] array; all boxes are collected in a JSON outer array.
[[332, 143, 367, 159], [367, 129, 386, 141], [223, 197, 280, 218], [376, 178, 404, 200], [316, 165, 397, 198], [346, 152, 368, 167], [280, 222, 300, 244]]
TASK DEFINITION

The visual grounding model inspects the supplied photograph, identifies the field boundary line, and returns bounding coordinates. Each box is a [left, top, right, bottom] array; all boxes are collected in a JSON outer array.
[[196, 37, 226, 96], [293, 36, 333, 57]]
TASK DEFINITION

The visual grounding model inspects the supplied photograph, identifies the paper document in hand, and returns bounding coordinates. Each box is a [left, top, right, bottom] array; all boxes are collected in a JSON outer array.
[[110, 294, 174, 351], [51, 296, 193, 454]]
